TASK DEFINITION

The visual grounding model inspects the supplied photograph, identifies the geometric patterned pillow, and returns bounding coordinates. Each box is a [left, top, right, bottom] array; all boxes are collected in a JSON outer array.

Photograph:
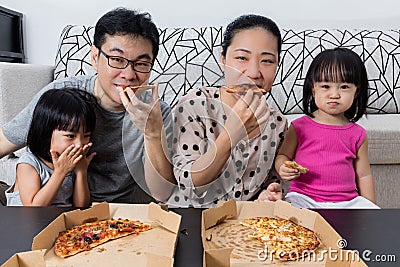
[[54, 25, 95, 79], [150, 27, 225, 108], [269, 29, 400, 114], [54, 26, 400, 114]]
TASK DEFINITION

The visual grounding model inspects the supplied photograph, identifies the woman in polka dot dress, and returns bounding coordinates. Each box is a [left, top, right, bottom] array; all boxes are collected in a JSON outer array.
[[169, 14, 288, 207]]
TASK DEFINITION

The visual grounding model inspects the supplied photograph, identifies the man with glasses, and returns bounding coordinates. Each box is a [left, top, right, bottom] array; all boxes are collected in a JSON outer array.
[[0, 8, 175, 204]]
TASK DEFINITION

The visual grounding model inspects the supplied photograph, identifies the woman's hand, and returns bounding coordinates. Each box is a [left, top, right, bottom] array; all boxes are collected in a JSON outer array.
[[256, 182, 283, 201], [224, 89, 270, 145]]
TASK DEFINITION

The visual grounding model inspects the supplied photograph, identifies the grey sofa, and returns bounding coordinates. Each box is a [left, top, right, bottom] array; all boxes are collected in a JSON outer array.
[[1, 26, 399, 207]]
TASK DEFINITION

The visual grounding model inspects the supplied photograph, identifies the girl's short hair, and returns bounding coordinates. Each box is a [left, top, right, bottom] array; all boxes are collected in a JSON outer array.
[[302, 47, 369, 122], [221, 14, 282, 62], [27, 88, 97, 162]]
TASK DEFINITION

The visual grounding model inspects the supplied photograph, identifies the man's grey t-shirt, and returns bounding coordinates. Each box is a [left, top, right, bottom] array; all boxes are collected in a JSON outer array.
[[3, 74, 173, 203]]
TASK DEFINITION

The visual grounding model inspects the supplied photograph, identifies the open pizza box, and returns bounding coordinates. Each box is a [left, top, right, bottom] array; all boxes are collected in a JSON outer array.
[[202, 200, 367, 267], [0, 250, 46, 267], [26, 202, 181, 267]]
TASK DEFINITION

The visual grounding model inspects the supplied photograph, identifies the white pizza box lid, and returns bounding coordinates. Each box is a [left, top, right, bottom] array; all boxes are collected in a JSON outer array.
[[28, 202, 181, 267], [202, 200, 367, 267]]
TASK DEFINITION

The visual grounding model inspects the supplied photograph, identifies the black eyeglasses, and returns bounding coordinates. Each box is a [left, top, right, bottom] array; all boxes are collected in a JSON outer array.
[[98, 48, 153, 73]]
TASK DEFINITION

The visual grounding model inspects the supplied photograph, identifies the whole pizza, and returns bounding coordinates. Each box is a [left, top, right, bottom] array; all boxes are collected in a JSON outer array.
[[240, 217, 320, 260], [54, 218, 152, 258]]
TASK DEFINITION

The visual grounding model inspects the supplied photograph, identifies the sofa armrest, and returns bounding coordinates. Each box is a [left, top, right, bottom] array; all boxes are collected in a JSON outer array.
[[0, 62, 55, 127]]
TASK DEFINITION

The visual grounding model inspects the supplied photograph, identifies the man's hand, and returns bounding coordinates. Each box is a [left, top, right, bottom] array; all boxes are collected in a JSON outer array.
[[0, 128, 21, 159], [119, 83, 163, 140], [256, 182, 283, 202]]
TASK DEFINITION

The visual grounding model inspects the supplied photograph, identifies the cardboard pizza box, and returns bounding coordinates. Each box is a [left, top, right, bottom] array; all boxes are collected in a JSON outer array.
[[202, 200, 367, 267], [0, 250, 46, 267], [30, 202, 181, 267]]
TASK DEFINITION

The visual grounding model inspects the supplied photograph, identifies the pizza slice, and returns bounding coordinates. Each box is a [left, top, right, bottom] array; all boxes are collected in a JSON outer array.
[[120, 85, 155, 93], [54, 218, 152, 258], [283, 160, 308, 173], [224, 84, 269, 95]]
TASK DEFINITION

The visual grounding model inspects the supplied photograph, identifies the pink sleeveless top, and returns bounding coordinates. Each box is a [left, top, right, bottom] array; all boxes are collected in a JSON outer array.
[[289, 116, 366, 202]]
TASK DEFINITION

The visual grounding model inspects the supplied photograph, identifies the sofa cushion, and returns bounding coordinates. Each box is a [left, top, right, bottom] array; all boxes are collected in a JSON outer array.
[[271, 30, 400, 115], [54, 26, 400, 115], [0, 63, 55, 126], [54, 25, 95, 79], [285, 114, 400, 165], [150, 27, 225, 107], [358, 114, 400, 164]]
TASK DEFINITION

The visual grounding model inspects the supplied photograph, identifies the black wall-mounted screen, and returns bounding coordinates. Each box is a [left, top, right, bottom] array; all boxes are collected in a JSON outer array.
[[0, 6, 24, 63]]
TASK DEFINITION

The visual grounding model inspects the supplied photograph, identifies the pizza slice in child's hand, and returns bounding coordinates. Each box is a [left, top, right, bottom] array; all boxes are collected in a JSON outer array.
[[284, 160, 308, 173]]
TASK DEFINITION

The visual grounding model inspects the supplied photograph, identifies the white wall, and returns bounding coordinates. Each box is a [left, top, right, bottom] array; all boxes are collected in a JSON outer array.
[[1, 0, 400, 65]]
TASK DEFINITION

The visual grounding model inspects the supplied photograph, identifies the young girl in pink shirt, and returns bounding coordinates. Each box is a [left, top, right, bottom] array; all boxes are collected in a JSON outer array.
[[275, 47, 379, 209]]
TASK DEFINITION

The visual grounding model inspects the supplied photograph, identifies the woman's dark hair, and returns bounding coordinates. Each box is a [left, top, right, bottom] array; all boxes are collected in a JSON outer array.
[[221, 14, 282, 62], [302, 47, 369, 122], [27, 88, 97, 162], [93, 7, 159, 62]]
